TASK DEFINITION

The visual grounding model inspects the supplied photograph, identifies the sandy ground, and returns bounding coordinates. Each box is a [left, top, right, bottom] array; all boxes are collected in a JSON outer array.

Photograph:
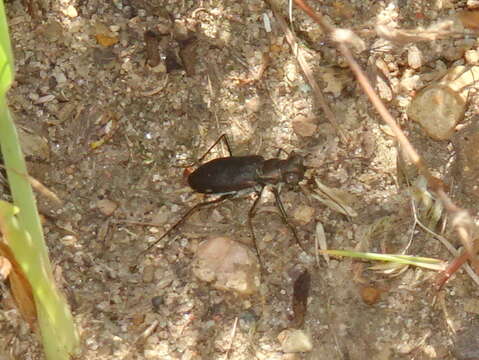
[[2, 0, 479, 359]]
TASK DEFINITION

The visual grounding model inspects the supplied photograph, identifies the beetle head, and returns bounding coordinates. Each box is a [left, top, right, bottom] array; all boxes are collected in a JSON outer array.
[[282, 152, 306, 187]]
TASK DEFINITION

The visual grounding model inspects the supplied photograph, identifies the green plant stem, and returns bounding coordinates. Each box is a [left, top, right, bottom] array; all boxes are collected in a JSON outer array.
[[0, 0, 79, 357]]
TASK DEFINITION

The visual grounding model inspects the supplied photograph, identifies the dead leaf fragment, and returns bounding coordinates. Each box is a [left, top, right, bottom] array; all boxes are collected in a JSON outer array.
[[0, 256, 12, 280], [178, 37, 198, 76], [458, 10, 479, 30], [144, 30, 161, 67], [312, 179, 358, 217], [0, 243, 37, 329], [316, 222, 329, 265], [320, 68, 348, 97], [291, 270, 311, 328], [96, 33, 119, 47]]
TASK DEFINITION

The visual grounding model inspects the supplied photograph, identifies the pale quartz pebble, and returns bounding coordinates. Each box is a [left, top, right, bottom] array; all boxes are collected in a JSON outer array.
[[293, 205, 315, 225], [192, 237, 260, 295], [407, 45, 422, 69], [408, 85, 464, 140], [63, 5, 78, 18], [465, 49, 479, 64], [96, 199, 118, 216], [278, 329, 313, 353]]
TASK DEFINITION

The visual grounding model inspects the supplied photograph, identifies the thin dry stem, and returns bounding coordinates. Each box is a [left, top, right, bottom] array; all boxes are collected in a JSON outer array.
[[224, 317, 239, 360], [265, 0, 348, 143]]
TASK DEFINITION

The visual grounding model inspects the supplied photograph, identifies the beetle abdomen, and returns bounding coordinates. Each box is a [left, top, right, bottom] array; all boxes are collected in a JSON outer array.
[[188, 156, 264, 194]]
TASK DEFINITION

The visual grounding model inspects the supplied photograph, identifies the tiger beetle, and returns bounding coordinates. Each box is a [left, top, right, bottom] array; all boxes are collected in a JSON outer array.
[[142, 134, 308, 266]]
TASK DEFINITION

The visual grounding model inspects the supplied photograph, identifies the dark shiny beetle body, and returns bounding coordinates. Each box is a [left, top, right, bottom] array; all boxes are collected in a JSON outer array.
[[188, 153, 305, 194]]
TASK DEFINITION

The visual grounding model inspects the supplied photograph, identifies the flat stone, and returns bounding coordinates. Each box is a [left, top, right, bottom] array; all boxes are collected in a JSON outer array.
[[96, 199, 118, 216], [192, 237, 260, 295], [408, 84, 464, 140], [278, 329, 313, 353]]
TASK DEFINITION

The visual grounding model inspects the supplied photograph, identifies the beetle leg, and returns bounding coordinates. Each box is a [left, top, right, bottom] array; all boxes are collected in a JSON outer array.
[[176, 134, 234, 170], [141, 193, 234, 255], [274, 147, 289, 158], [221, 134, 233, 157], [271, 186, 307, 253], [197, 134, 233, 163], [248, 186, 265, 268]]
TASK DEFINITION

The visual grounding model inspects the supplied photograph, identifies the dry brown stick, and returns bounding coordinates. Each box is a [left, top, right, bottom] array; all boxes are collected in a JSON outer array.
[[265, 0, 348, 144], [0, 165, 62, 206], [293, 0, 479, 280]]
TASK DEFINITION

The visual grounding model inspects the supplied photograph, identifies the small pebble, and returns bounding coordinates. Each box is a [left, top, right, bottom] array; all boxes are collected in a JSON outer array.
[[465, 49, 479, 64], [407, 45, 422, 69], [63, 5, 78, 18], [192, 237, 260, 295], [151, 296, 164, 312], [292, 205, 315, 225], [142, 265, 155, 283], [407, 85, 464, 140], [285, 62, 298, 82], [278, 329, 313, 353], [96, 199, 118, 216], [360, 286, 381, 305], [292, 115, 317, 137], [245, 96, 262, 113], [54, 71, 67, 84]]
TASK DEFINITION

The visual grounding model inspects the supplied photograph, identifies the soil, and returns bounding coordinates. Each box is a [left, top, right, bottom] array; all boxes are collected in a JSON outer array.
[[2, 1, 479, 359]]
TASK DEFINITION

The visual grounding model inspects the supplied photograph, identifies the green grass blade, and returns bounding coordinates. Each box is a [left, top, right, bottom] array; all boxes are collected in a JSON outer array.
[[0, 0, 13, 96], [0, 1, 79, 358], [322, 249, 446, 271]]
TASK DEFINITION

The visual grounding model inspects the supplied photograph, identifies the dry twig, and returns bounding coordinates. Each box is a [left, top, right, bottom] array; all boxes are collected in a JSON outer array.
[[224, 317, 239, 360], [265, 0, 347, 143]]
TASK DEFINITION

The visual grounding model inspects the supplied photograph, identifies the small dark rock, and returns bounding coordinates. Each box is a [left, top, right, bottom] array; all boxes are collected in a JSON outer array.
[[151, 296, 164, 312]]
